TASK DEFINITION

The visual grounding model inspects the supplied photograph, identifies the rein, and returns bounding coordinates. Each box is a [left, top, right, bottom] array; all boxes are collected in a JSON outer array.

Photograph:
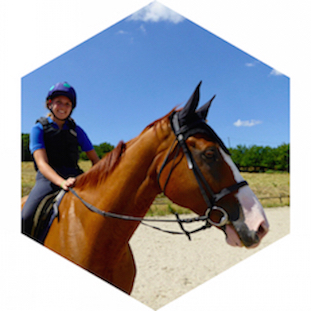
[[68, 187, 210, 241]]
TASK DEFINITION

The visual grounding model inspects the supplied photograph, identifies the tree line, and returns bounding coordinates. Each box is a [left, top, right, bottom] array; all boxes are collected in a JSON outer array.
[[228, 143, 289, 172], [22, 134, 289, 172]]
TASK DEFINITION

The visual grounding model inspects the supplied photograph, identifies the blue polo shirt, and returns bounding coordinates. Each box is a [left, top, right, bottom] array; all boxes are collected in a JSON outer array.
[[30, 117, 94, 154]]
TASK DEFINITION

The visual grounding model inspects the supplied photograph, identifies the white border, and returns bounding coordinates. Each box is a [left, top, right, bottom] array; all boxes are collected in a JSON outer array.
[[2, 1, 310, 310]]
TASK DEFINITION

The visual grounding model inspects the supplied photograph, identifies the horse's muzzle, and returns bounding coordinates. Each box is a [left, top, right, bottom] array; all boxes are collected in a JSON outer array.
[[232, 219, 268, 248]]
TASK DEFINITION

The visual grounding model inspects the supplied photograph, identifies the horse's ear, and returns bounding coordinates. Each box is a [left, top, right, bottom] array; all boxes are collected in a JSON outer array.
[[196, 95, 216, 120], [178, 81, 202, 124]]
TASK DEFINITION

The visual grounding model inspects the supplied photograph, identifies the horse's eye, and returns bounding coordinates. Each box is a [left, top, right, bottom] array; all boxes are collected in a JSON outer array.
[[203, 149, 215, 160]]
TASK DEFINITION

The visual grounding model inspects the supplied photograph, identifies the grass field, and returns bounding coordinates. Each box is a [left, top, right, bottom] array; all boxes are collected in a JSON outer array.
[[21, 161, 290, 216]]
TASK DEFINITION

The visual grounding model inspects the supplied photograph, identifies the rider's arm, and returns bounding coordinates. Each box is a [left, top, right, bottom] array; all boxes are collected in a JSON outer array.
[[75, 125, 100, 166], [85, 149, 100, 165], [33, 148, 75, 190]]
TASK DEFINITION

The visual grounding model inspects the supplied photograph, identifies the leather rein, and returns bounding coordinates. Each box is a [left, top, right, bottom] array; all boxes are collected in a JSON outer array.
[[68, 112, 248, 241]]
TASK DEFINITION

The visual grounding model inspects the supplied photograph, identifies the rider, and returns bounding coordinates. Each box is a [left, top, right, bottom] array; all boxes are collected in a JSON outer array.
[[22, 82, 100, 240]]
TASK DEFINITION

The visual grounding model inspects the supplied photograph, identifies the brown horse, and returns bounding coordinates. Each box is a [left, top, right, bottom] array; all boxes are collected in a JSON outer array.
[[21, 82, 269, 294]]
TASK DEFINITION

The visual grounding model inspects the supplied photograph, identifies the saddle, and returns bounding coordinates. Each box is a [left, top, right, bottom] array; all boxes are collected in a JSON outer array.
[[31, 190, 66, 243]]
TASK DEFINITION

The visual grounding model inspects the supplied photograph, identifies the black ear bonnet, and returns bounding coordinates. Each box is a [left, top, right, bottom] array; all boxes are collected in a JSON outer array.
[[169, 81, 230, 155]]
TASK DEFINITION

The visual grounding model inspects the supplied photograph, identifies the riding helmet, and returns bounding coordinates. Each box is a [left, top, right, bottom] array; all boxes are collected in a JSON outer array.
[[46, 82, 77, 108]]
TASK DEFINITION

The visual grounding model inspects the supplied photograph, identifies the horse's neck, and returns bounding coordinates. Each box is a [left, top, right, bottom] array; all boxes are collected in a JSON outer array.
[[82, 123, 172, 228], [108, 129, 168, 215]]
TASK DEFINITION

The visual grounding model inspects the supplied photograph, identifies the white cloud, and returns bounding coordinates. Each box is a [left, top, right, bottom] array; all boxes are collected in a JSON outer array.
[[269, 69, 284, 76], [245, 60, 259, 67], [139, 24, 146, 33], [128, 2, 185, 24], [234, 119, 262, 127], [117, 30, 128, 35]]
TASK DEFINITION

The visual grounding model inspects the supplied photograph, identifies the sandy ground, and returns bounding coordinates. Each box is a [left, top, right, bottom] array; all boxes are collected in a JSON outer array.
[[129, 207, 290, 310]]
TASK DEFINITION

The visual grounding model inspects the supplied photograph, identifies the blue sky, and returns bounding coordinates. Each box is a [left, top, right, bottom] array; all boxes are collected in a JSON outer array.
[[21, 2, 289, 149]]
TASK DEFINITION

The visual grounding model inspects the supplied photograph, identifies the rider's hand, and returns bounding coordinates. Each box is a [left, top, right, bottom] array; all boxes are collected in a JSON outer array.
[[60, 177, 76, 191]]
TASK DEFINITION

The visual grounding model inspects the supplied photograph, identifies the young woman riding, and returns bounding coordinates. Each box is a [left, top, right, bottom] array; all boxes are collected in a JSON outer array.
[[22, 82, 100, 240]]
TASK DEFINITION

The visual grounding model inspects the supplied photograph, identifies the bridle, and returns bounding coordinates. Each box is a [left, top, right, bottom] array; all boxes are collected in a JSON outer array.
[[157, 112, 248, 227], [68, 111, 248, 240]]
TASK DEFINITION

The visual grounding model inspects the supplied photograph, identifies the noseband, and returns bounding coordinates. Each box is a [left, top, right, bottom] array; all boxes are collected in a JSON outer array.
[[157, 112, 248, 227]]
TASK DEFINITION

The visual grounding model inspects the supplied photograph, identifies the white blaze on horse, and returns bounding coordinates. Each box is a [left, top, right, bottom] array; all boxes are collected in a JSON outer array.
[[21, 82, 269, 294]]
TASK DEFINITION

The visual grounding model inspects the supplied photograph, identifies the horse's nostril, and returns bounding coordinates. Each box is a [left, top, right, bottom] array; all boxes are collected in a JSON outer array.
[[258, 225, 265, 235], [257, 221, 269, 239]]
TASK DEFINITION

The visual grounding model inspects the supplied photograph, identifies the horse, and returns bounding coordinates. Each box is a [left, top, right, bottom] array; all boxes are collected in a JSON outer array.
[[21, 82, 269, 294]]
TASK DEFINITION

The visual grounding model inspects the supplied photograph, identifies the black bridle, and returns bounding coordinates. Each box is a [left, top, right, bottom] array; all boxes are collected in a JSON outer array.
[[68, 111, 248, 241], [157, 112, 248, 227]]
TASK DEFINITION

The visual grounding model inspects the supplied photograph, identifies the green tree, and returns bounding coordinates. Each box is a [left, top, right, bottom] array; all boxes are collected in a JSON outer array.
[[98, 142, 115, 157], [242, 145, 263, 168], [229, 145, 247, 168], [22, 133, 32, 161], [80, 142, 115, 160], [229, 143, 290, 172], [261, 146, 276, 170], [275, 143, 289, 171]]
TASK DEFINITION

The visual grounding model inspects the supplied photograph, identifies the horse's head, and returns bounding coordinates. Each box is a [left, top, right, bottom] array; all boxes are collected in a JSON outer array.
[[157, 82, 269, 248]]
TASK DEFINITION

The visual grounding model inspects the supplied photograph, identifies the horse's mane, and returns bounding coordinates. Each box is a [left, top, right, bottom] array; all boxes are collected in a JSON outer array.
[[75, 141, 126, 190], [136, 108, 176, 137], [74, 109, 176, 190]]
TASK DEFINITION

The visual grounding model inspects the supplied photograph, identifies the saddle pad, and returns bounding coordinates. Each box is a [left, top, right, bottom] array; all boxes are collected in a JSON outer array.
[[31, 190, 66, 243]]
